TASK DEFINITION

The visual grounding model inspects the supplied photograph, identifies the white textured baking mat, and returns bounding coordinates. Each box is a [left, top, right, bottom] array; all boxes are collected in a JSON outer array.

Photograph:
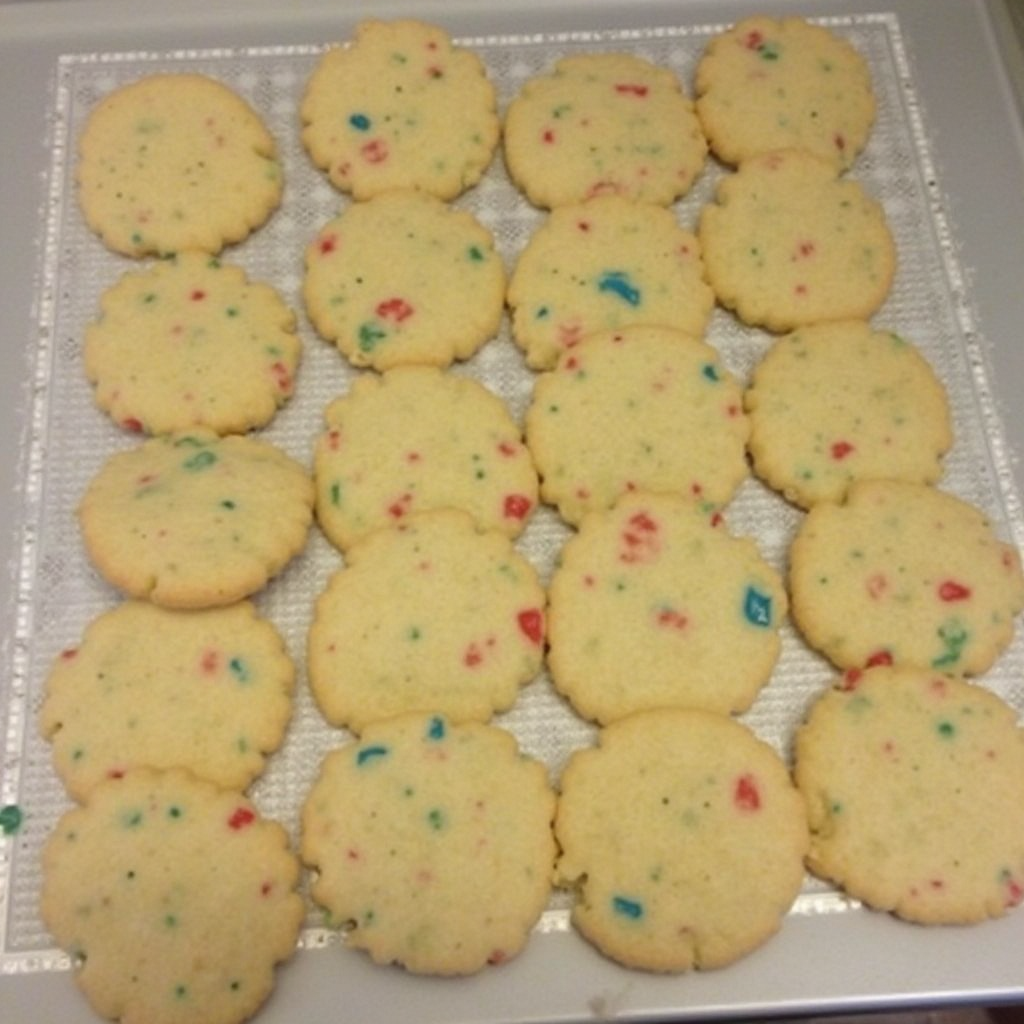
[[1, 12, 1023, 974]]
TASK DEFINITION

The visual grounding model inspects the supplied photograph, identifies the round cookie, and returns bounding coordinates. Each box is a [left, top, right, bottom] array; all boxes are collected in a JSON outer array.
[[794, 666, 1024, 924], [525, 325, 750, 527], [78, 431, 314, 609], [745, 321, 952, 508], [307, 509, 545, 733], [695, 16, 876, 170], [555, 708, 809, 971], [84, 251, 300, 436], [301, 713, 556, 975], [503, 52, 708, 209], [789, 480, 1024, 675], [314, 367, 538, 553], [303, 190, 505, 371], [698, 148, 896, 332], [301, 19, 499, 201], [40, 601, 294, 801], [507, 195, 715, 370], [41, 768, 304, 1024], [77, 74, 283, 258], [548, 491, 786, 724]]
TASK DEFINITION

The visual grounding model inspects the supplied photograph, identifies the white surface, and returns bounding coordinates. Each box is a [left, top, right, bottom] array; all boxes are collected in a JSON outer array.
[[2, 1, 1024, 1022]]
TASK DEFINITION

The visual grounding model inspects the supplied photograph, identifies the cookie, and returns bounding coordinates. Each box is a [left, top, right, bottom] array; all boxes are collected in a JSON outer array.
[[525, 325, 749, 527], [698, 148, 896, 332], [84, 251, 300, 436], [301, 19, 499, 201], [695, 16, 876, 170], [307, 509, 545, 732], [548, 491, 786, 724], [77, 74, 283, 258], [789, 480, 1024, 675], [314, 367, 538, 553], [555, 708, 808, 971], [301, 713, 556, 975], [745, 321, 952, 507], [503, 52, 708, 209], [795, 665, 1024, 924], [78, 431, 314, 609], [41, 768, 303, 1024], [507, 195, 715, 370], [40, 601, 294, 801], [303, 190, 505, 371]]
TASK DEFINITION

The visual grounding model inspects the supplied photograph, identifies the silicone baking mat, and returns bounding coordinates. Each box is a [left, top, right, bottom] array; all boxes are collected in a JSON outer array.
[[2, 11, 1023, 976]]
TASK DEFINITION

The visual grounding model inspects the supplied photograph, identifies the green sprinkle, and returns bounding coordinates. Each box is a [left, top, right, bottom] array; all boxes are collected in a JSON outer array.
[[427, 808, 446, 831], [936, 720, 957, 739], [0, 805, 23, 836], [407, 626, 422, 641], [167, 805, 183, 820], [358, 322, 387, 352], [164, 914, 178, 928], [220, 499, 236, 510], [183, 449, 217, 471], [142, 292, 158, 305], [174, 984, 188, 1000], [229, 657, 250, 683], [467, 245, 484, 262], [121, 809, 143, 829], [330, 481, 342, 507], [225, 306, 239, 318]]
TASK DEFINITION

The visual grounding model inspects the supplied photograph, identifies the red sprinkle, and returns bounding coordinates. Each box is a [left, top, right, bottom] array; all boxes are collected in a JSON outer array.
[[744, 29, 764, 50], [503, 494, 532, 520], [542, 129, 556, 144], [270, 361, 292, 392], [463, 643, 483, 668], [190, 289, 206, 302], [361, 139, 389, 164], [376, 297, 414, 323], [123, 417, 144, 433], [228, 807, 255, 831], [517, 608, 544, 646], [614, 83, 649, 97], [60, 648, 79, 661], [200, 649, 219, 675], [319, 234, 338, 255], [938, 580, 971, 602], [831, 441, 855, 460], [866, 649, 893, 668], [734, 774, 761, 812], [657, 608, 688, 631], [841, 668, 863, 690]]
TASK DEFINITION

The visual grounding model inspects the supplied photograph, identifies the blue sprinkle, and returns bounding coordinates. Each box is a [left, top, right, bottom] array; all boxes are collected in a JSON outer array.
[[743, 586, 773, 628], [355, 745, 390, 767], [597, 271, 642, 307], [612, 895, 644, 920], [426, 716, 446, 741], [349, 113, 371, 131], [702, 363, 720, 383]]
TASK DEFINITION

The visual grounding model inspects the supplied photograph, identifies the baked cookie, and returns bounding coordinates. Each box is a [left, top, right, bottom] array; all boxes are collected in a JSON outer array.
[[307, 509, 545, 732], [507, 195, 715, 370], [548, 491, 786, 724], [789, 480, 1024, 675], [303, 190, 505, 371], [696, 16, 876, 170], [525, 326, 749, 527], [84, 251, 300, 436], [556, 708, 808, 971], [41, 768, 303, 1024], [77, 74, 283, 258], [698, 149, 896, 332], [301, 19, 499, 200], [40, 601, 294, 801], [301, 713, 556, 974], [314, 367, 538, 553], [795, 666, 1024, 924], [79, 431, 314, 609], [503, 52, 707, 208], [745, 321, 952, 507]]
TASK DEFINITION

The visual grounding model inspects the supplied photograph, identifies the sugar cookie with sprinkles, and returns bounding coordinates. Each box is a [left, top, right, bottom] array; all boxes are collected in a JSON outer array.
[[301, 19, 499, 200], [40, 601, 294, 801], [795, 665, 1024, 924], [307, 509, 545, 733], [303, 190, 505, 371], [79, 431, 314, 609], [503, 52, 708, 209], [84, 251, 300, 436], [789, 480, 1024, 676], [301, 713, 556, 975], [525, 325, 749, 527], [77, 74, 283, 258], [547, 491, 786, 724], [314, 366, 537, 553], [507, 195, 715, 370], [745, 320, 952, 508], [41, 768, 303, 1024], [698, 148, 896, 332], [555, 708, 809, 971], [695, 16, 876, 170]]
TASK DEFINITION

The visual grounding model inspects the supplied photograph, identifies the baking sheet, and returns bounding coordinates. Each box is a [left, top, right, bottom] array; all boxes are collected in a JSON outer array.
[[1, 7, 1023, 1018]]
